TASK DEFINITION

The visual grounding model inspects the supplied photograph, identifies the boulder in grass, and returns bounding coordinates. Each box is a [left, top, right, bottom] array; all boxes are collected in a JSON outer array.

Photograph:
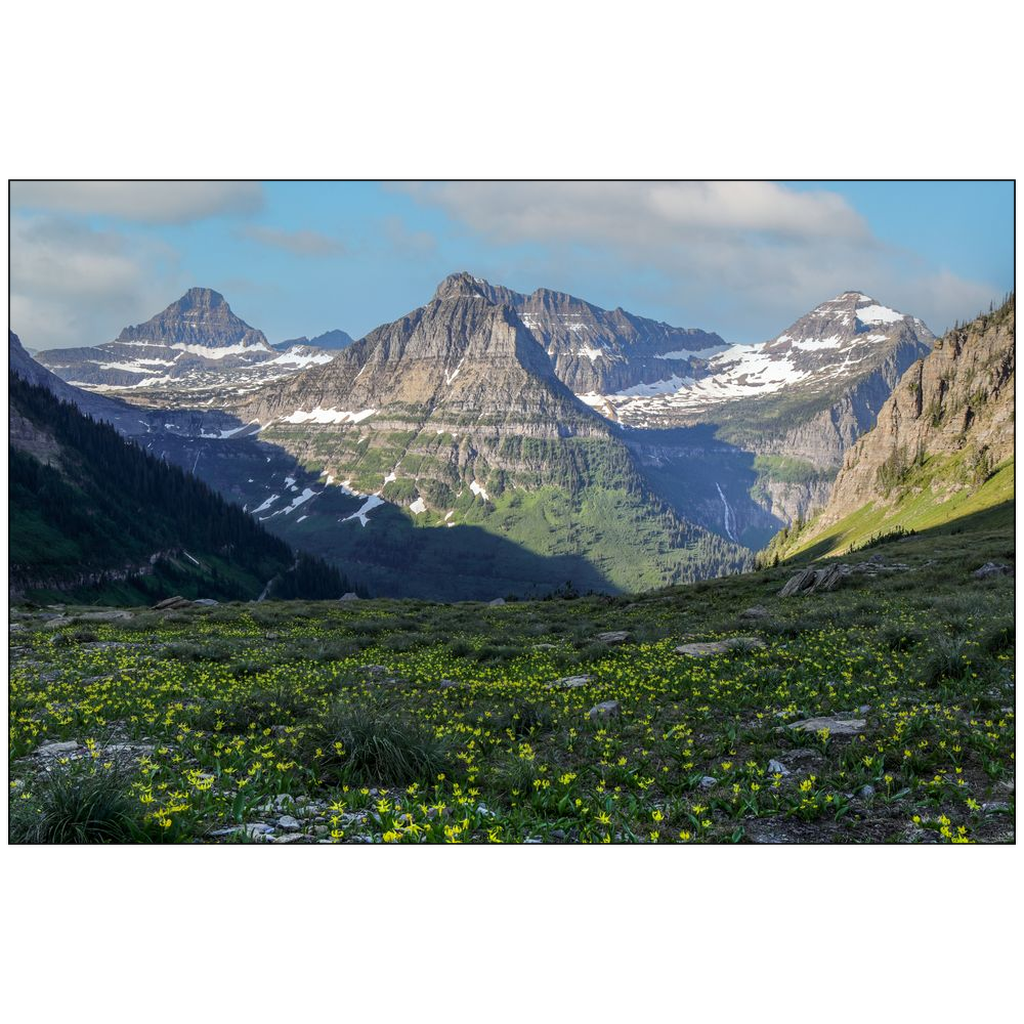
[[154, 595, 193, 610], [549, 674, 593, 689], [675, 637, 765, 657], [588, 701, 620, 721], [788, 715, 866, 736], [595, 630, 631, 645], [973, 562, 1013, 579]]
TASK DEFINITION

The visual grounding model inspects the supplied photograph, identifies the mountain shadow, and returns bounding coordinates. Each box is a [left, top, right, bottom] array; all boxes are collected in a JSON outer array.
[[620, 423, 787, 551]]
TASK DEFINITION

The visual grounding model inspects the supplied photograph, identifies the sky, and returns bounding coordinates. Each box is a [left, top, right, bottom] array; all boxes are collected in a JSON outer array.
[[9, 180, 1014, 351]]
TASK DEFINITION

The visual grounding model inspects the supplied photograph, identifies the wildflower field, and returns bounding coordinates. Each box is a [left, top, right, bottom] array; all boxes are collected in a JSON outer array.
[[8, 523, 1014, 844]]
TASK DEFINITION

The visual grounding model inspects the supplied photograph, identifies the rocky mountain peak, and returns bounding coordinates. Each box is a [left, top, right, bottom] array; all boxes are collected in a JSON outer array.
[[432, 272, 492, 303], [116, 287, 269, 349]]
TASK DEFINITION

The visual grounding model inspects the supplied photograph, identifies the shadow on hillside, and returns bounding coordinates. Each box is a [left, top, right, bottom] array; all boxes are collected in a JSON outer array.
[[122, 406, 618, 601], [619, 423, 785, 550], [790, 500, 1016, 564]]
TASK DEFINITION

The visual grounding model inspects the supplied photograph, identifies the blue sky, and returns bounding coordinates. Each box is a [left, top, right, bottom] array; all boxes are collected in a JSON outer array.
[[10, 180, 1013, 350]]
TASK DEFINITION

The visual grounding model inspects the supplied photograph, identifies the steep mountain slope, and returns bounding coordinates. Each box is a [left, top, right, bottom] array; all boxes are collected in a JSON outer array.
[[769, 296, 1014, 559], [36, 288, 328, 404], [593, 292, 934, 530], [442, 272, 727, 394], [9, 348, 354, 605], [230, 274, 749, 597]]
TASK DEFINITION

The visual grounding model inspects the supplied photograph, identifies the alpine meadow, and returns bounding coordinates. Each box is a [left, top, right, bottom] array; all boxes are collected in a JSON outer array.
[[8, 180, 1015, 846]]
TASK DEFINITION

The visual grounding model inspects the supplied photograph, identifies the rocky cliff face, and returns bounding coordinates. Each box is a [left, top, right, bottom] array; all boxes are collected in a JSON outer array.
[[242, 274, 607, 440], [433, 272, 726, 395], [804, 295, 1015, 533]]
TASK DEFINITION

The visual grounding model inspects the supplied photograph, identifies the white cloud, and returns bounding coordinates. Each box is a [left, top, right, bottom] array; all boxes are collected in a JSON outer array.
[[11, 181, 263, 224], [10, 215, 184, 350], [401, 181, 871, 246], [237, 225, 345, 257], [399, 181, 1001, 340]]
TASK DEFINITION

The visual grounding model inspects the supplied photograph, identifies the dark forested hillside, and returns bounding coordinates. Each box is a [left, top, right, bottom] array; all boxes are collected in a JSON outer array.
[[9, 371, 354, 604]]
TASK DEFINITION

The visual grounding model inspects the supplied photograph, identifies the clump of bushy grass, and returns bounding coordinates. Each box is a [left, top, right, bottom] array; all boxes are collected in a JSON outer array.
[[10, 763, 142, 844], [310, 701, 452, 785]]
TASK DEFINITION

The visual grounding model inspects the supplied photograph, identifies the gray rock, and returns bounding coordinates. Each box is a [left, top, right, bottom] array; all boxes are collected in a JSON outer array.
[[192, 598, 220, 606], [244, 823, 274, 837], [859, 784, 876, 799], [549, 674, 593, 688], [339, 592, 360, 602], [588, 700, 621, 721], [767, 759, 790, 776], [76, 610, 133, 622], [35, 740, 80, 758], [788, 715, 866, 736], [982, 802, 1010, 813], [595, 630, 630, 644], [675, 637, 766, 657], [272, 833, 312, 844], [277, 815, 301, 831], [779, 564, 848, 598], [699, 776, 718, 789], [974, 562, 1013, 579], [43, 617, 74, 630], [488, 598, 506, 607]]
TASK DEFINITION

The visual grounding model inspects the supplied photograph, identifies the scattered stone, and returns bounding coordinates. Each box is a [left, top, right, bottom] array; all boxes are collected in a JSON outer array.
[[244, 823, 274, 838], [699, 776, 718, 789], [982, 802, 1010, 813], [533, 643, 557, 650], [739, 605, 770, 620], [788, 715, 866, 736], [361, 665, 390, 678], [595, 630, 630, 645], [767, 759, 790, 776], [973, 562, 1013, 579], [43, 617, 74, 630], [675, 637, 766, 657], [154, 596, 193, 610], [779, 564, 847, 598], [192, 598, 220, 606], [436, 678, 460, 688], [77, 610, 133, 622], [859, 784, 876, 799], [588, 700, 621, 721], [549, 674, 592, 689], [208, 826, 242, 837], [34, 740, 80, 758], [487, 598, 506, 607], [339, 592, 360, 602], [277, 815, 301, 832], [272, 833, 312, 844]]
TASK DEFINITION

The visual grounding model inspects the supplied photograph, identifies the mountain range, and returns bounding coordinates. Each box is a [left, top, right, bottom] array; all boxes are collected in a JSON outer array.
[[19, 275, 1007, 601]]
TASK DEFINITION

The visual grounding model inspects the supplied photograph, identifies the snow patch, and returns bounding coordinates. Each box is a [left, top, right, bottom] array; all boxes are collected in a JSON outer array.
[[341, 494, 384, 527], [409, 497, 427, 514], [469, 480, 490, 501], [281, 407, 376, 425], [856, 304, 903, 325], [252, 494, 279, 514]]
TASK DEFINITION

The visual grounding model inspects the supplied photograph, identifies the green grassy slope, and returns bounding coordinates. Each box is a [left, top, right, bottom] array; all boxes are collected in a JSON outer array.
[[770, 455, 1014, 561]]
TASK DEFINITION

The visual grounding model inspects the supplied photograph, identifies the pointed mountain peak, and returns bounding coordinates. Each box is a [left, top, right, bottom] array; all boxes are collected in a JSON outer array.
[[433, 272, 493, 302], [115, 287, 269, 349], [173, 287, 229, 311]]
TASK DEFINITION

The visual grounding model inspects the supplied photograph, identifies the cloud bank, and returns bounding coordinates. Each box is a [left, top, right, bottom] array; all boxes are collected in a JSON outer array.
[[11, 181, 263, 224], [399, 181, 1000, 340]]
